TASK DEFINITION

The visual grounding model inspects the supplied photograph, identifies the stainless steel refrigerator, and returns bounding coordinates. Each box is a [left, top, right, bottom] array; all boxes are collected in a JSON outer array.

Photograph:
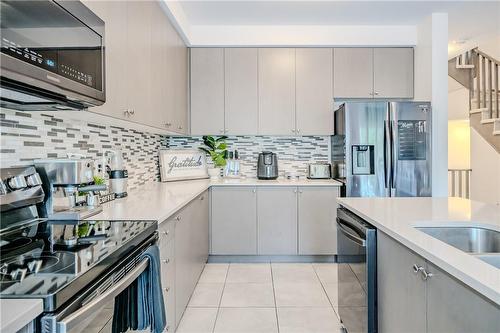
[[332, 101, 432, 197]]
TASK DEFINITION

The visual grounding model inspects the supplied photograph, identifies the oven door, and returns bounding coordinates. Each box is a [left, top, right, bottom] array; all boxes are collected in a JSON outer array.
[[336, 207, 377, 333], [40, 234, 156, 333]]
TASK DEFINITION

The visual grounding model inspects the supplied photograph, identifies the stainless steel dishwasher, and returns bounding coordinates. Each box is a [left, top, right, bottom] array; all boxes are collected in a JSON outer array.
[[336, 207, 377, 333]]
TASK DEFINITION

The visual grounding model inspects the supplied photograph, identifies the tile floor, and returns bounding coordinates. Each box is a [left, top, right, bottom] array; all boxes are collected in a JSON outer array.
[[176, 263, 344, 333]]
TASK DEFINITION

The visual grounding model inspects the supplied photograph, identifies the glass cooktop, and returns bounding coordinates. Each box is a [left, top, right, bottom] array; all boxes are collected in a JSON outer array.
[[0, 219, 156, 300]]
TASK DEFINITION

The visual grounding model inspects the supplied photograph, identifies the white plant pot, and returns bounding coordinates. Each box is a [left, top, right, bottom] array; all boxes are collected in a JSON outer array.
[[208, 167, 221, 179]]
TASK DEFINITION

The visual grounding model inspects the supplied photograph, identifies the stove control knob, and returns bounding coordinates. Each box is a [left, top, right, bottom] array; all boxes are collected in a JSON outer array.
[[10, 268, 28, 281], [27, 260, 43, 273], [0, 181, 7, 195], [25, 173, 42, 187], [8, 176, 27, 190]]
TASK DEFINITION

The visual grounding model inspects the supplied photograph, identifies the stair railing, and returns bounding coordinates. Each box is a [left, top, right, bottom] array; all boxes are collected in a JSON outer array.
[[448, 169, 472, 199], [472, 48, 499, 119]]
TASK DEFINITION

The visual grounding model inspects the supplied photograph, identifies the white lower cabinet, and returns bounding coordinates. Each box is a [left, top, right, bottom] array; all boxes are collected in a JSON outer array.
[[378, 231, 500, 333], [210, 186, 339, 256], [257, 187, 298, 255], [211, 187, 258, 255], [158, 190, 209, 331], [298, 187, 339, 255]]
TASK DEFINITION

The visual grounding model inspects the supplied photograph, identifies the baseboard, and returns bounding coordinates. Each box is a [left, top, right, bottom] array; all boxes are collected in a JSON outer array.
[[207, 255, 337, 263]]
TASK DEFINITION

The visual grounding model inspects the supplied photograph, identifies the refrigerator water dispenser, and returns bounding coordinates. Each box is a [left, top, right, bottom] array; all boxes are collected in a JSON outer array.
[[351, 145, 374, 175]]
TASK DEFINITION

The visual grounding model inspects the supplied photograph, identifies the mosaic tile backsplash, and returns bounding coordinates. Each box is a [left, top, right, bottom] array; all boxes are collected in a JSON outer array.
[[167, 136, 330, 178], [0, 108, 331, 188], [0, 108, 167, 190]]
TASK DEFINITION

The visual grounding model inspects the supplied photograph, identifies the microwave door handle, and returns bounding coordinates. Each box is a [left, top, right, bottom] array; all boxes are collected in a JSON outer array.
[[337, 218, 366, 247], [57, 257, 149, 333]]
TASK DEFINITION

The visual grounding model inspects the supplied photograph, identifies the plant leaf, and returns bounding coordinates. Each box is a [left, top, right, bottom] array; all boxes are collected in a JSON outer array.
[[215, 136, 228, 142], [217, 143, 227, 150], [199, 147, 211, 155]]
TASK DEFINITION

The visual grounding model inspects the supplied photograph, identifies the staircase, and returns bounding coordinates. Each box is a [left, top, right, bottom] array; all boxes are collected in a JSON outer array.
[[449, 48, 500, 153]]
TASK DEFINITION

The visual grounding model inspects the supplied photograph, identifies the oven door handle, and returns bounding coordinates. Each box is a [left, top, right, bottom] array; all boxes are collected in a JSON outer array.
[[57, 257, 149, 333], [337, 218, 366, 247]]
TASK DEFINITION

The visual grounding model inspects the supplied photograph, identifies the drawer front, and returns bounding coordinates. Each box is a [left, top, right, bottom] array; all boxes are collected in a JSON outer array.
[[159, 219, 175, 244]]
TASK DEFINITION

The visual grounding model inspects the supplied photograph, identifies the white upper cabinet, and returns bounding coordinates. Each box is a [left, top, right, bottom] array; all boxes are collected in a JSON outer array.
[[373, 48, 414, 98], [125, 1, 152, 125], [83, 0, 188, 133], [296, 48, 334, 135], [258, 48, 296, 135], [82, 0, 127, 119], [224, 48, 259, 135], [334, 48, 374, 98], [334, 47, 414, 99], [190, 48, 225, 135]]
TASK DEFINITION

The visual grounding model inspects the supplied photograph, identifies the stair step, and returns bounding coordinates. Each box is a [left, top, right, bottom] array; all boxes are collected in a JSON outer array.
[[493, 131, 500, 136], [470, 108, 489, 114], [456, 64, 475, 69], [481, 117, 500, 124]]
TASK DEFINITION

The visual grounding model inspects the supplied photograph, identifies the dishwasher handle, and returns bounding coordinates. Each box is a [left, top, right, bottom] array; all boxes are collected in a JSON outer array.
[[56, 257, 149, 333], [337, 217, 366, 247]]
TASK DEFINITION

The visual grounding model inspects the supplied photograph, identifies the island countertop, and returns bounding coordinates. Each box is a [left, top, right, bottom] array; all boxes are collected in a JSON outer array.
[[337, 196, 500, 305]]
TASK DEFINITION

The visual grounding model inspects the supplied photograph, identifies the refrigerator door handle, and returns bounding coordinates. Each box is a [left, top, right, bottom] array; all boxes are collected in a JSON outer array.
[[391, 120, 397, 189], [384, 120, 391, 189]]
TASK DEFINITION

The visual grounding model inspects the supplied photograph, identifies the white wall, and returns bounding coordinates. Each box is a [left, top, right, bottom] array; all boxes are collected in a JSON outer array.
[[415, 13, 449, 197], [470, 129, 500, 205], [448, 77, 469, 120]]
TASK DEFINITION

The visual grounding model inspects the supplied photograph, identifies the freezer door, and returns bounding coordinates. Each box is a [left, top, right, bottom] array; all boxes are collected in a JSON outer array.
[[345, 102, 389, 197], [389, 102, 432, 197]]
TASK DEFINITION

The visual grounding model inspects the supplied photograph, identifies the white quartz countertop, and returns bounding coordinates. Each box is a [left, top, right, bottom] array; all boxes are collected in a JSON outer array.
[[338, 197, 500, 305], [90, 178, 341, 222], [0, 299, 43, 333]]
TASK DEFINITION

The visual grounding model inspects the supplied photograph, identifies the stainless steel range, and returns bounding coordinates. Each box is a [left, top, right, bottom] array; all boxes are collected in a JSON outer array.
[[0, 166, 158, 333]]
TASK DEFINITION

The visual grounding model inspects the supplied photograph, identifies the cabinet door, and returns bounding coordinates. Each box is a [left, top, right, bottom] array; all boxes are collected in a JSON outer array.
[[174, 206, 194, 325], [191, 191, 209, 279], [258, 48, 296, 135], [125, 1, 151, 125], [190, 48, 225, 135], [333, 48, 373, 98], [373, 48, 414, 98], [296, 48, 334, 135], [149, 3, 168, 129], [159, 237, 176, 332], [83, 0, 128, 119], [298, 187, 338, 255], [257, 187, 297, 255], [224, 48, 259, 135], [172, 33, 188, 134], [377, 232, 427, 333], [211, 187, 257, 255], [426, 262, 500, 333]]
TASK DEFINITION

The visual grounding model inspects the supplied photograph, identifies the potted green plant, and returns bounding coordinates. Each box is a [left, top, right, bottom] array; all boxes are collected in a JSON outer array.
[[199, 135, 228, 179]]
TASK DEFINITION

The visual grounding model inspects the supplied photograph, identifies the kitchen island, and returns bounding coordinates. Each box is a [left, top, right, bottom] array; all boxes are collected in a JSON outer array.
[[338, 197, 500, 332]]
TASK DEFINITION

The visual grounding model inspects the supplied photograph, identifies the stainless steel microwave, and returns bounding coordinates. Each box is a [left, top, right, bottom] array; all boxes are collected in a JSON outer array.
[[0, 0, 105, 111]]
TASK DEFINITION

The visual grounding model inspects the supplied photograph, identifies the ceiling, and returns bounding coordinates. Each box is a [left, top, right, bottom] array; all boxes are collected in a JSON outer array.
[[166, 1, 500, 48]]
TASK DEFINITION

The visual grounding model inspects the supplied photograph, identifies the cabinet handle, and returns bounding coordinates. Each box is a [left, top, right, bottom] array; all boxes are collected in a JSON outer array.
[[299, 190, 303, 194], [412, 264, 424, 275], [166, 325, 170, 332], [175, 216, 181, 221], [129, 109, 135, 115], [162, 230, 169, 236], [291, 129, 296, 133], [200, 196, 204, 201], [252, 188, 256, 193], [163, 287, 170, 292], [420, 269, 433, 281], [369, 92, 374, 96], [178, 125, 183, 130], [374, 92, 379, 96], [165, 122, 172, 127], [297, 129, 301, 133], [293, 189, 297, 193], [123, 109, 129, 116], [162, 259, 170, 264], [219, 129, 224, 133]]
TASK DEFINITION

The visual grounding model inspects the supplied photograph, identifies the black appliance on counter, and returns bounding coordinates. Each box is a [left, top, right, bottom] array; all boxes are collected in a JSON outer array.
[[0, 167, 157, 333], [0, 0, 105, 110], [257, 151, 278, 180], [337, 206, 377, 333]]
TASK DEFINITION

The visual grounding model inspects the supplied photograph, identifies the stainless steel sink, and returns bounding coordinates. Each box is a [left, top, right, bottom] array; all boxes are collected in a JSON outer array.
[[473, 254, 500, 269], [415, 227, 500, 253]]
